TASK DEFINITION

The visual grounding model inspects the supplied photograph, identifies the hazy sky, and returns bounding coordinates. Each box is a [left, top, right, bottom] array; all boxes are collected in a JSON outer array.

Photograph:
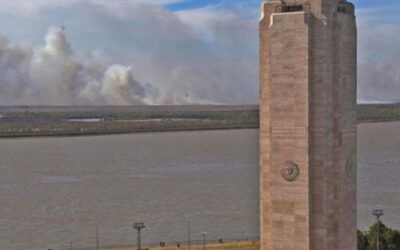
[[0, 0, 398, 105]]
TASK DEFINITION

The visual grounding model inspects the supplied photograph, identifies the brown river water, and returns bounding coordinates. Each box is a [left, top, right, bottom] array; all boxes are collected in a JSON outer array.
[[0, 122, 399, 249]]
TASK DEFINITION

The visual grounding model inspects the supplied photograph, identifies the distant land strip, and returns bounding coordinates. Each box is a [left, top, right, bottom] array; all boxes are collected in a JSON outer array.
[[0, 104, 399, 138]]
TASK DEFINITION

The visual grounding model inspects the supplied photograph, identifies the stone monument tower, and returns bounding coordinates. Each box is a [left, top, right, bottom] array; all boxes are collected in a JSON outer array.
[[259, 0, 357, 249]]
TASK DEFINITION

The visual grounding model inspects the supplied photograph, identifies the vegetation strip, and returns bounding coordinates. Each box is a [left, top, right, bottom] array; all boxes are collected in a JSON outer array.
[[0, 104, 399, 138]]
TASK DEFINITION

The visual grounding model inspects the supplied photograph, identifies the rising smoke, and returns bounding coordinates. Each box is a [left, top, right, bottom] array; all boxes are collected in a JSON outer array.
[[0, 27, 163, 105]]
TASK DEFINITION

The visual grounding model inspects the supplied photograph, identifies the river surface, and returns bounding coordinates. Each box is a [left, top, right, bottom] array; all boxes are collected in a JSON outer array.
[[0, 122, 399, 249]]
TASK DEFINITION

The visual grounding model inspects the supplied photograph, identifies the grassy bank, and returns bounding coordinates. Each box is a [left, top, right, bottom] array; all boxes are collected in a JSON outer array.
[[357, 104, 400, 123], [1, 104, 399, 138], [105, 241, 260, 250], [0, 106, 258, 138]]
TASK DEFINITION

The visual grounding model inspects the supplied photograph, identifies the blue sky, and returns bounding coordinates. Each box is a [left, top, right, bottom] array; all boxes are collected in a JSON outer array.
[[167, 0, 400, 103], [166, 0, 263, 10], [355, 0, 399, 8], [166, 0, 400, 25], [0, 0, 398, 105], [166, 0, 400, 13], [166, 0, 213, 10]]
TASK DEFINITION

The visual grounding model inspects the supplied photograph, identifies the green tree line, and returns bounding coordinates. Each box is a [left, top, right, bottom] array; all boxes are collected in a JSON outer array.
[[358, 222, 400, 250]]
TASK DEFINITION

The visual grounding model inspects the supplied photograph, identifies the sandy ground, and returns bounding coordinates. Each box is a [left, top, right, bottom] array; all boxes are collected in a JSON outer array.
[[104, 241, 260, 250]]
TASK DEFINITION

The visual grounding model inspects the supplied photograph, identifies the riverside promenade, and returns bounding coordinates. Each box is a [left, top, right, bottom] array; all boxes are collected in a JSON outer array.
[[105, 240, 259, 250]]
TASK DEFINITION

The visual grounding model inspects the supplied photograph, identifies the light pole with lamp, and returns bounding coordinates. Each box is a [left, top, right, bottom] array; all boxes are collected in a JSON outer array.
[[372, 209, 384, 250], [188, 219, 191, 250], [239, 232, 244, 250], [202, 232, 207, 250], [133, 223, 146, 250]]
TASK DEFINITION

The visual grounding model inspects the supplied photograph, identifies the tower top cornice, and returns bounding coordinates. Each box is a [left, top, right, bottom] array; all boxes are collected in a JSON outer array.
[[263, 0, 354, 19]]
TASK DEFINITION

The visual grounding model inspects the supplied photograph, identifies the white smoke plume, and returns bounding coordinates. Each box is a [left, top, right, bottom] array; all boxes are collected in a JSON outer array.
[[0, 27, 164, 105]]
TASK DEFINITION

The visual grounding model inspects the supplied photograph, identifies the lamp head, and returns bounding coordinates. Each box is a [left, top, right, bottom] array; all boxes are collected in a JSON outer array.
[[372, 209, 384, 217], [133, 222, 146, 229]]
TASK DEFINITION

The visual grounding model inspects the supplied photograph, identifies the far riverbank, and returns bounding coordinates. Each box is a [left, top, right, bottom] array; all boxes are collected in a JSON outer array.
[[0, 104, 399, 138]]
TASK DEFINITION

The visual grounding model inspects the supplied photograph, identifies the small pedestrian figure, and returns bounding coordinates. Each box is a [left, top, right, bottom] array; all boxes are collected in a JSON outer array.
[[177, 242, 181, 248], [219, 239, 223, 244]]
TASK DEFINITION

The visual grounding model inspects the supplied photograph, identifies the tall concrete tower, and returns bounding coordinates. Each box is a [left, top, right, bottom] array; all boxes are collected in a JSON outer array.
[[259, 0, 357, 249]]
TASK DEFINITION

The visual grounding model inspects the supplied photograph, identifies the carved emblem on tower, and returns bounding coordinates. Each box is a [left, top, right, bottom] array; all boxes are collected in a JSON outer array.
[[281, 161, 300, 182], [346, 154, 356, 178]]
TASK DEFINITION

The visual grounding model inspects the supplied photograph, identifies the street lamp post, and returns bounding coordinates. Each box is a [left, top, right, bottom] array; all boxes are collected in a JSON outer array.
[[133, 223, 146, 250], [372, 209, 384, 250], [202, 232, 207, 250], [239, 232, 244, 250], [96, 225, 99, 250], [188, 219, 191, 250]]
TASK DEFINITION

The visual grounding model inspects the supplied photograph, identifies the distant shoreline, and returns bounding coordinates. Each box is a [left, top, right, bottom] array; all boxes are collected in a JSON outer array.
[[0, 126, 258, 140], [0, 104, 399, 139], [1, 120, 399, 140]]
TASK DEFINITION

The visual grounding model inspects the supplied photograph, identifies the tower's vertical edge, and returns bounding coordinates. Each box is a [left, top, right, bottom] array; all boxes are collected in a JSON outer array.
[[260, 2, 310, 250], [332, 3, 357, 249], [270, 10, 310, 250], [259, 3, 279, 250], [260, 1, 357, 250]]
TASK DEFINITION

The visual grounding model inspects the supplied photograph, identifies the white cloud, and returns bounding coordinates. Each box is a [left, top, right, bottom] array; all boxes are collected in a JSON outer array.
[[0, 27, 165, 105], [0, 0, 184, 16], [0, 0, 397, 105], [357, 6, 400, 103], [0, 1, 260, 105]]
